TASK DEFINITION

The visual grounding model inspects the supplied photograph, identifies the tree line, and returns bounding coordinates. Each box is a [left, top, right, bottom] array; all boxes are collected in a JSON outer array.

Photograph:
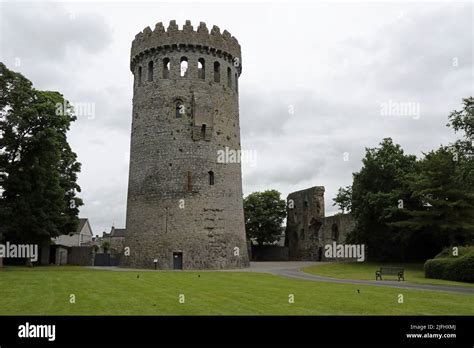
[[334, 97, 473, 261]]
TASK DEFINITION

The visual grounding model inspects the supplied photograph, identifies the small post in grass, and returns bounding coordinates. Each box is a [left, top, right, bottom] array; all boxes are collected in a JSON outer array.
[[153, 259, 158, 270]]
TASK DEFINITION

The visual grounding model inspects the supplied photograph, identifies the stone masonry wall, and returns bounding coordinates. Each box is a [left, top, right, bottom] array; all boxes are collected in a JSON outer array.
[[285, 186, 325, 260], [285, 186, 355, 261], [122, 20, 249, 269]]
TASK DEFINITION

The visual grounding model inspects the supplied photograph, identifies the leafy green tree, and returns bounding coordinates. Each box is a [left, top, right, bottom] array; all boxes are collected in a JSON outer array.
[[337, 98, 474, 261], [447, 96, 473, 187], [333, 186, 352, 213], [390, 98, 474, 248], [339, 138, 417, 261], [243, 190, 286, 245], [0, 63, 82, 248]]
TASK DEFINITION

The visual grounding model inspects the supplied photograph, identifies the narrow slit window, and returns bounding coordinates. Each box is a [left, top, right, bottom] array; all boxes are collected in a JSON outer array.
[[227, 67, 232, 88], [213, 62, 220, 83], [198, 58, 205, 79], [147, 61, 153, 81], [180, 57, 188, 77], [137, 66, 142, 85], [163, 58, 170, 79], [208, 171, 214, 185], [201, 124, 207, 138]]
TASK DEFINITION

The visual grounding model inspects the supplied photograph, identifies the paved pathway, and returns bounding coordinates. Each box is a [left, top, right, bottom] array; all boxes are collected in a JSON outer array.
[[87, 261, 474, 295]]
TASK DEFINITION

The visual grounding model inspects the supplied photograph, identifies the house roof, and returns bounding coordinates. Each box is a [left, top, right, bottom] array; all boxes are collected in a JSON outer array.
[[110, 228, 126, 238], [64, 218, 92, 235], [76, 218, 88, 233], [77, 218, 93, 236]]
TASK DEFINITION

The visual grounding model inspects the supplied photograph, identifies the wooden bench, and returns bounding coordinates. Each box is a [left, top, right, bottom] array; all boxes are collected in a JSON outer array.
[[375, 267, 405, 281]]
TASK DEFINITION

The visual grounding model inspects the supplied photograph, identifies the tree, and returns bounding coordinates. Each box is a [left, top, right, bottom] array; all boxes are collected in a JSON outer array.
[[101, 241, 111, 254], [338, 98, 474, 261], [446, 96, 473, 187], [243, 190, 286, 246], [341, 138, 417, 261], [333, 186, 352, 213], [390, 98, 474, 248], [0, 63, 83, 250], [390, 148, 474, 246]]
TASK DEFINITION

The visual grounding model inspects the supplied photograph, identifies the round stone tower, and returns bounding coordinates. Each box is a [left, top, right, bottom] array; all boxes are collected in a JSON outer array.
[[122, 20, 250, 269]]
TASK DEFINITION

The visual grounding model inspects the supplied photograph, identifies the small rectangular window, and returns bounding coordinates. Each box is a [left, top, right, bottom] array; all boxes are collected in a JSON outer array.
[[208, 171, 214, 185]]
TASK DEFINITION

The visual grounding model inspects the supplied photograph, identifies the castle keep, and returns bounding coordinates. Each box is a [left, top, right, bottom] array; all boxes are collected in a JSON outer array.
[[122, 20, 249, 269]]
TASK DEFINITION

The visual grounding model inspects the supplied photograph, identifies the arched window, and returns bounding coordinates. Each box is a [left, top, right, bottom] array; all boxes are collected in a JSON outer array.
[[234, 73, 238, 90], [137, 66, 142, 85], [331, 223, 339, 241], [175, 100, 184, 118], [147, 61, 153, 82], [163, 58, 170, 79], [213, 62, 220, 83], [208, 171, 215, 185], [227, 67, 232, 88], [198, 58, 205, 79], [201, 124, 207, 138], [180, 57, 188, 77]]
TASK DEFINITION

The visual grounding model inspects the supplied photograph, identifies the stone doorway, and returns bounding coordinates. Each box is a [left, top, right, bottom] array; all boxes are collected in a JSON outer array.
[[173, 252, 183, 270]]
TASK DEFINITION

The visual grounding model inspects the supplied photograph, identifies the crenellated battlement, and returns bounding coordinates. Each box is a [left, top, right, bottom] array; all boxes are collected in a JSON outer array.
[[131, 20, 241, 72]]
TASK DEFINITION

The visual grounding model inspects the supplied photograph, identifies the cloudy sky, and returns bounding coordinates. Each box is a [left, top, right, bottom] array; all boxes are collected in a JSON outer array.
[[0, 0, 472, 236]]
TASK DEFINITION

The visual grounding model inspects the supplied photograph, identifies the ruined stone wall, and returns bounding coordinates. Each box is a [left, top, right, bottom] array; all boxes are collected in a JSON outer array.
[[122, 20, 249, 269], [319, 214, 355, 246], [319, 214, 357, 261], [285, 187, 325, 260], [285, 186, 355, 261]]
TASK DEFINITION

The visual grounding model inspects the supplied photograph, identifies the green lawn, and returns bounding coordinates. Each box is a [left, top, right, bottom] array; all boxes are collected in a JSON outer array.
[[302, 262, 474, 287], [0, 266, 472, 315]]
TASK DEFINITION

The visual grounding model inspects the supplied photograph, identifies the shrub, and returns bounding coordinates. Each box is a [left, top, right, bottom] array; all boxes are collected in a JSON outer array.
[[424, 252, 474, 283], [449, 253, 474, 282], [424, 258, 454, 279]]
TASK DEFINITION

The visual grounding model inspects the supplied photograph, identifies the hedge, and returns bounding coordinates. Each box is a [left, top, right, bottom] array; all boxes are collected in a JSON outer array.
[[424, 251, 474, 283]]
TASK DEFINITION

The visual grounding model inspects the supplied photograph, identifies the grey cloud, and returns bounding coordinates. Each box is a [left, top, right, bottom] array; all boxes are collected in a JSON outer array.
[[0, 2, 113, 62]]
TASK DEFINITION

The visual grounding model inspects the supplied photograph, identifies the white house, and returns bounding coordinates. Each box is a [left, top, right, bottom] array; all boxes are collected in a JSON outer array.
[[52, 218, 93, 247]]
